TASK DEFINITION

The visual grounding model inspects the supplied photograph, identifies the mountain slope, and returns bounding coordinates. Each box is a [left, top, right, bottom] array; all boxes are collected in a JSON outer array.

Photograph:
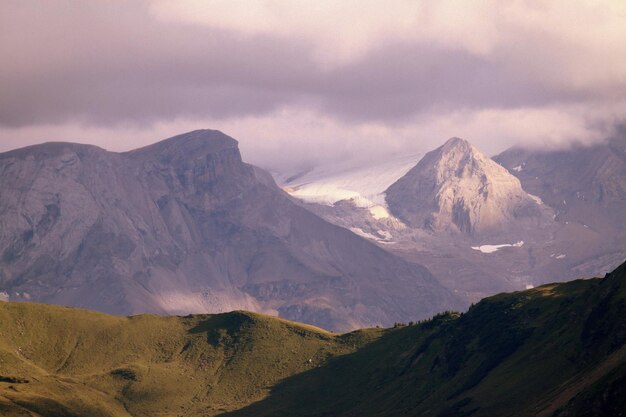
[[0, 303, 380, 416], [0, 130, 459, 331], [275, 136, 624, 306], [385, 137, 552, 237], [495, 133, 626, 235], [494, 132, 626, 278], [0, 262, 624, 417], [225, 261, 626, 417]]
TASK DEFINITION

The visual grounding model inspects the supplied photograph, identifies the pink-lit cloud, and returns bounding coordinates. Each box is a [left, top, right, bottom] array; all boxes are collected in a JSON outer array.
[[0, 0, 625, 169]]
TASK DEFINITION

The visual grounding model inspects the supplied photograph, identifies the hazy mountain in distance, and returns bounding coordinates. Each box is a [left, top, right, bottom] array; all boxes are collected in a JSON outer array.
[[274, 135, 625, 305], [385, 137, 553, 237], [495, 132, 626, 235], [0, 130, 461, 331]]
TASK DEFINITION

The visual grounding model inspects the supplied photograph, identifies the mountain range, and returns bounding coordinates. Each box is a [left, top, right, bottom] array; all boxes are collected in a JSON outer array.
[[3, 128, 626, 329], [0, 128, 625, 416], [280, 133, 626, 303], [0, 130, 460, 331]]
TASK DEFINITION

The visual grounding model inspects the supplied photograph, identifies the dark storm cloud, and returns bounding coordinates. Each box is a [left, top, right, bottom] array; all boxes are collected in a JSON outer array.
[[0, 1, 316, 126], [0, 0, 618, 129], [314, 41, 590, 122]]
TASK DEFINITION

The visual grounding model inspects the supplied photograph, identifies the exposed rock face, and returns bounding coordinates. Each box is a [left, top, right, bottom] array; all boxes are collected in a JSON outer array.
[[495, 132, 626, 235], [0, 130, 461, 331], [493, 132, 626, 280], [271, 134, 625, 308], [385, 137, 549, 237]]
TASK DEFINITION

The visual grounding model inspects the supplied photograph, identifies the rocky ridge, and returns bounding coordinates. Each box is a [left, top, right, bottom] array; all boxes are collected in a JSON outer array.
[[0, 130, 461, 331]]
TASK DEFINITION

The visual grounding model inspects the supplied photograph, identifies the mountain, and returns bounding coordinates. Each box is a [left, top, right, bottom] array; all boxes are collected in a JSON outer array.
[[0, 130, 460, 331], [385, 137, 552, 237], [225, 261, 626, 416], [495, 133, 626, 230], [0, 303, 379, 416], [1, 261, 625, 416], [275, 135, 625, 304], [494, 132, 626, 279]]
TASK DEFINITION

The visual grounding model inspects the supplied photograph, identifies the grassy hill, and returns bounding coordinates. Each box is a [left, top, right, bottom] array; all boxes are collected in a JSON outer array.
[[0, 305, 381, 416], [1, 261, 625, 416]]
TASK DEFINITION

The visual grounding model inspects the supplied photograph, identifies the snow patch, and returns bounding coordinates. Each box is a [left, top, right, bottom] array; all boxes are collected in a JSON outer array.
[[350, 227, 381, 241], [349, 227, 393, 243], [471, 241, 524, 254], [0, 292, 9, 302], [555, 254, 566, 259], [512, 165, 523, 172], [525, 284, 535, 290], [528, 194, 544, 205], [377, 230, 393, 240], [369, 205, 390, 219], [290, 185, 361, 206]]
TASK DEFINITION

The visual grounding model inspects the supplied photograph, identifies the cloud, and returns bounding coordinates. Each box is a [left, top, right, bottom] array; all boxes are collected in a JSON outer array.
[[0, 0, 624, 168], [2, 102, 620, 173]]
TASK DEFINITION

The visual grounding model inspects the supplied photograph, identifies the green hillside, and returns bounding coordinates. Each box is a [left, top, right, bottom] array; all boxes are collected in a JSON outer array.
[[0, 305, 380, 416], [1, 262, 625, 416], [225, 261, 626, 417]]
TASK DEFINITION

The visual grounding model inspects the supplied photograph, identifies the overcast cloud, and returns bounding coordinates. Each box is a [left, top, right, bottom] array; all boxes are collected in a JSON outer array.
[[1, 0, 625, 171]]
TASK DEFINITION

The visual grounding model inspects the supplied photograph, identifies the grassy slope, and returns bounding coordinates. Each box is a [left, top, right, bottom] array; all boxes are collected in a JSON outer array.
[[223, 261, 626, 417], [0, 262, 624, 417], [0, 305, 381, 417]]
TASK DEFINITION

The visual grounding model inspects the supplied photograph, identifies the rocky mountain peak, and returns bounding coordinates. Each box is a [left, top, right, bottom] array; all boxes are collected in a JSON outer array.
[[430, 137, 490, 181], [125, 130, 254, 201], [0, 141, 106, 162], [0, 131, 460, 331], [127, 129, 239, 161], [441, 136, 471, 151], [385, 138, 549, 237]]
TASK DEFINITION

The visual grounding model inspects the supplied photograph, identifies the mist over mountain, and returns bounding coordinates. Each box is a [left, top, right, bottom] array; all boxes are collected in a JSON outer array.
[[0, 130, 460, 331]]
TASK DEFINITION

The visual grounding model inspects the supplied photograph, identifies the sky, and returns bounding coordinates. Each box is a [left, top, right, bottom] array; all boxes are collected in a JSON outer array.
[[1, 0, 625, 172]]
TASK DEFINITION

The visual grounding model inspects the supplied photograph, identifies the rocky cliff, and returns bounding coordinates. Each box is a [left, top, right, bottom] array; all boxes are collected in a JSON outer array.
[[385, 137, 551, 237], [0, 130, 461, 331]]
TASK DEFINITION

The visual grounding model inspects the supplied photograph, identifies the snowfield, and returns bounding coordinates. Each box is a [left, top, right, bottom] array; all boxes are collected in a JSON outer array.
[[275, 153, 421, 215], [471, 241, 524, 254]]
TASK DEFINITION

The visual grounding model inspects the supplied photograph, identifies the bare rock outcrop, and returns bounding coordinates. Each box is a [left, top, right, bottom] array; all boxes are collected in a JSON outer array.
[[385, 137, 551, 237], [0, 130, 461, 331]]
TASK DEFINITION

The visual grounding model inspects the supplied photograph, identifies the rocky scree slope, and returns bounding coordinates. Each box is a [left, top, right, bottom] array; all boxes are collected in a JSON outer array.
[[495, 132, 626, 234]]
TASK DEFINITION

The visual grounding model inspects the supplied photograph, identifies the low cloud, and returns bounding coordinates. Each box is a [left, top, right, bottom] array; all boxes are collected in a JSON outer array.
[[2, 103, 620, 173], [0, 1, 624, 169]]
